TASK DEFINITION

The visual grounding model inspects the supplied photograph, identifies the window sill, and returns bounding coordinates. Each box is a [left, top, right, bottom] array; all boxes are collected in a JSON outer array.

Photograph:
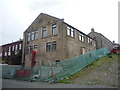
[[67, 35, 75, 39], [42, 34, 58, 39]]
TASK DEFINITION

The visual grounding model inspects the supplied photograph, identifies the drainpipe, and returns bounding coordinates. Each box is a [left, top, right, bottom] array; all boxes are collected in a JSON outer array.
[[22, 32, 26, 67], [31, 51, 36, 67]]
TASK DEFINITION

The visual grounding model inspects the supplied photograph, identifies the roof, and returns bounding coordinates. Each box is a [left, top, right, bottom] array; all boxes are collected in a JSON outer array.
[[24, 13, 96, 41], [1, 40, 23, 47], [24, 13, 62, 33], [88, 31, 113, 43], [64, 22, 96, 41]]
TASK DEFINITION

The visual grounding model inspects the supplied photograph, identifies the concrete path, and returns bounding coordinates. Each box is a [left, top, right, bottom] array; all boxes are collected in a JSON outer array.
[[1, 78, 118, 88]]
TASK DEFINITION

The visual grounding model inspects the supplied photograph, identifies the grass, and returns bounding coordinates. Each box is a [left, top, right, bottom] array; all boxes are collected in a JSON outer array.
[[58, 54, 119, 84]]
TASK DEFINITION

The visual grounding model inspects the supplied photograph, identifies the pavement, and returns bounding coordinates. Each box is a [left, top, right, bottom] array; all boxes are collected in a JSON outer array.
[[1, 78, 119, 88]]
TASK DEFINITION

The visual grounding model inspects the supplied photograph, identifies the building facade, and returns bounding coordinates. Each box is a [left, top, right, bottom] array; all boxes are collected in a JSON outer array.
[[0, 46, 2, 63], [1, 40, 23, 65], [88, 29, 113, 51], [22, 13, 96, 67]]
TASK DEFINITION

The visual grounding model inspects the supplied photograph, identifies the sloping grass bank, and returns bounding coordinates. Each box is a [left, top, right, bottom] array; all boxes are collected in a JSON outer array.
[[58, 54, 119, 86]]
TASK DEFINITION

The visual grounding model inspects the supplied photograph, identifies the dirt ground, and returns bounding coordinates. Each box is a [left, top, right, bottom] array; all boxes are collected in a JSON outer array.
[[70, 55, 119, 87]]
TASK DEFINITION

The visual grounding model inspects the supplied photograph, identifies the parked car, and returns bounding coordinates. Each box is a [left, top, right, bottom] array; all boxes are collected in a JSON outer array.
[[110, 45, 120, 54]]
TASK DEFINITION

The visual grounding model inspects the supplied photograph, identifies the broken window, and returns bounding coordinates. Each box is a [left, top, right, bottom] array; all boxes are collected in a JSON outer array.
[[88, 38, 92, 45], [79, 33, 84, 42], [67, 26, 71, 36], [67, 26, 75, 37]]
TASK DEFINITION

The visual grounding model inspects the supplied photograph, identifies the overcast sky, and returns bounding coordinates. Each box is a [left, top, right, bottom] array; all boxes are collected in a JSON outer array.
[[0, 0, 119, 45]]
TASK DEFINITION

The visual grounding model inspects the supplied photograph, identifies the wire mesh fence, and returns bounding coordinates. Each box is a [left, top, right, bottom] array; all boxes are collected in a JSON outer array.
[[1, 48, 109, 82]]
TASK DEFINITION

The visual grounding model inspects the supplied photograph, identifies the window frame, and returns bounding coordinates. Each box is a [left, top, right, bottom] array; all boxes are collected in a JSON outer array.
[[8, 46, 11, 56], [34, 45, 38, 49], [4, 52, 7, 56], [12, 46, 15, 51], [19, 44, 22, 50], [31, 31, 35, 41], [67, 26, 75, 37], [15, 45, 18, 51], [34, 30, 38, 39], [67, 26, 71, 36], [42, 27, 47, 38], [79, 33, 85, 42], [52, 24, 57, 35], [52, 41, 56, 51], [46, 42, 51, 52], [30, 46, 33, 53], [27, 32, 31, 42], [26, 46, 30, 54]]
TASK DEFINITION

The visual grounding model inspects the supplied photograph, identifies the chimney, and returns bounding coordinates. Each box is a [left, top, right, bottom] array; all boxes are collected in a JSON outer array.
[[61, 18, 64, 21], [113, 41, 115, 43], [91, 28, 94, 32]]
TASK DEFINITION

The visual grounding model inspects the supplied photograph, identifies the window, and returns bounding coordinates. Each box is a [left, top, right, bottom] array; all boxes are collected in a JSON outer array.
[[15, 51, 18, 55], [52, 24, 57, 35], [27, 32, 31, 41], [71, 28, 74, 37], [35, 30, 38, 39], [9, 46, 11, 51], [15, 45, 18, 51], [30, 46, 33, 53], [67, 26, 71, 36], [52, 41, 56, 51], [93, 41, 96, 46], [67, 26, 74, 37], [4, 52, 7, 56], [19, 44, 22, 50], [31, 31, 34, 40], [88, 38, 92, 44], [46, 42, 51, 52], [26, 46, 30, 54], [42, 27, 47, 38], [0, 52, 2, 57], [34, 45, 38, 49], [12, 46, 15, 51], [79, 33, 84, 42], [8, 46, 11, 56], [8, 52, 11, 56], [46, 41, 57, 52]]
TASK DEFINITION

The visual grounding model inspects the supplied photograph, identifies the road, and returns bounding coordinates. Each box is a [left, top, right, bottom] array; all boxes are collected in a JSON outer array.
[[1, 78, 119, 89]]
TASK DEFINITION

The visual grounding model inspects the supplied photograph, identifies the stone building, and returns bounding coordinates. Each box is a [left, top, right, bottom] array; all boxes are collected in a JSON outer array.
[[22, 13, 96, 67], [0, 46, 2, 63], [1, 40, 23, 65], [88, 28, 113, 51]]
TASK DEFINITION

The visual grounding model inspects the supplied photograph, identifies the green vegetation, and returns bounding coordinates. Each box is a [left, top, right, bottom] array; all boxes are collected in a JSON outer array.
[[58, 54, 119, 84]]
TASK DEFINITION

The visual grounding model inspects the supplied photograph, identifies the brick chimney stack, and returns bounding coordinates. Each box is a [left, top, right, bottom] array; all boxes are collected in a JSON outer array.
[[91, 28, 94, 32]]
